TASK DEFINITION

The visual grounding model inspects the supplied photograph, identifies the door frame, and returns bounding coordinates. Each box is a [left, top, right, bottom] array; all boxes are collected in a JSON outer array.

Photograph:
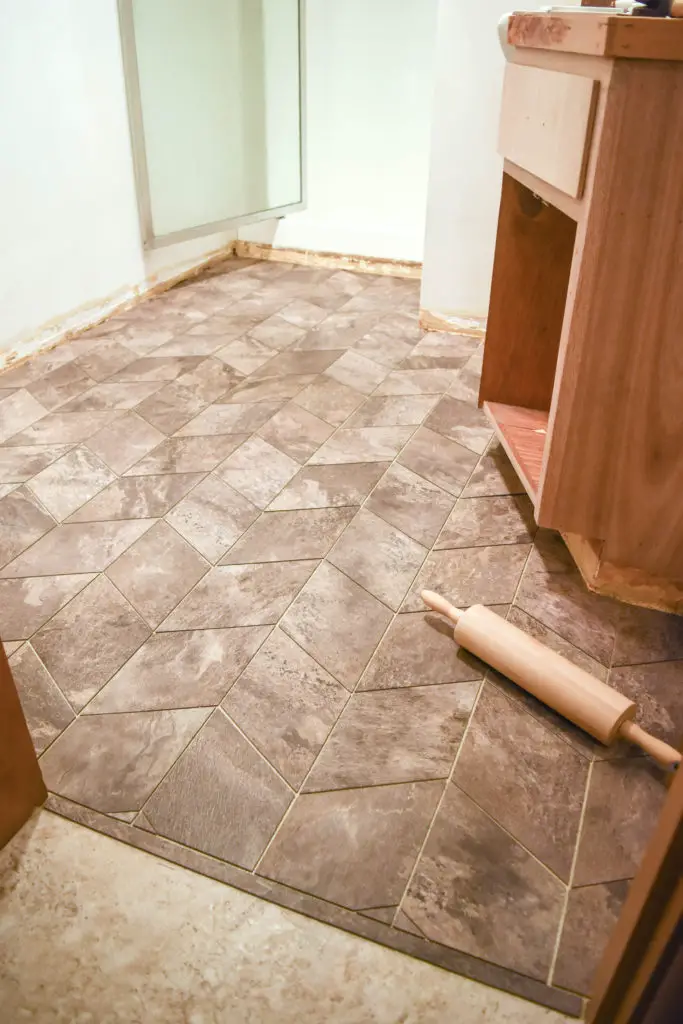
[[117, 0, 307, 250]]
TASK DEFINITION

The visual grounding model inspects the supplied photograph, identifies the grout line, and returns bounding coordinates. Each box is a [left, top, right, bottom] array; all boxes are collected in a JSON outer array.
[[215, 706, 296, 794], [548, 758, 595, 987]]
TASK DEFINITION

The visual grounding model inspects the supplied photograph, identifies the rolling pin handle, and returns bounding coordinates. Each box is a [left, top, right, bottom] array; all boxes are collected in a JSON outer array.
[[421, 590, 464, 625], [619, 721, 682, 771]]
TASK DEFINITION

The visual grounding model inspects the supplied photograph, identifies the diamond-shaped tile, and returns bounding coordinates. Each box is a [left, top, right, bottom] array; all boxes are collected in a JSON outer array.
[[40, 707, 210, 813], [608, 661, 683, 752], [0, 519, 155, 578], [124, 434, 248, 476], [435, 495, 536, 550], [86, 411, 165, 474], [252, 348, 343, 379], [0, 444, 73, 483], [26, 446, 115, 521], [60, 381, 165, 413], [293, 376, 364, 426], [328, 509, 426, 611], [106, 521, 209, 628], [225, 375, 314, 405], [404, 545, 530, 611], [214, 436, 299, 509], [176, 400, 282, 437], [223, 629, 346, 788], [0, 486, 55, 569], [423, 395, 493, 455], [87, 626, 269, 713], [26, 362, 95, 411], [310, 426, 414, 465], [215, 336, 275, 375], [358, 611, 485, 691], [325, 350, 388, 395], [375, 369, 457, 396], [221, 508, 355, 565], [257, 402, 334, 463], [553, 881, 629, 996], [5, 410, 120, 446], [305, 684, 476, 791], [257, 781, 442, 910], [346, 395, 438, 428], [398, 426, 478, 496], [366, 463, 454, 547], [0, 390, 48, 442], [461, 441, 526, 498], [267, 462, 387, 512], [108, 355, 204, 382], [454, 684, 589, 880], [166, 475, 259, 562], [281, 561, 393, 689], [0, 574, 95, 640], [9, 644, 74, 755], [67, 473, 203, 522], [612, 603, 683, 667], [74, 340, 137, 381], [402, 785, 565, 980], [159, 560, 318, 631], [143, 711, 292, 868], [32, 575, 151, 710]]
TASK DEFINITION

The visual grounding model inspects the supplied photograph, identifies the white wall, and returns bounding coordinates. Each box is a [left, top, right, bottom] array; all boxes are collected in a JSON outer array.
[[0, 1, 234, 366], [240, 0, 438, 262], [420, 0, 580, 321]]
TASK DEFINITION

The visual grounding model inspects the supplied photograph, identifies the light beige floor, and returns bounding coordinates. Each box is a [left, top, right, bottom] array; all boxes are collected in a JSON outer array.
[[0, 811, 577, 1024]]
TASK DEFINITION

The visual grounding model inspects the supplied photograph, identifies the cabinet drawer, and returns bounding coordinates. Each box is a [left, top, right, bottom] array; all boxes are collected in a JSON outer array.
[[499, 64, 598, 199]]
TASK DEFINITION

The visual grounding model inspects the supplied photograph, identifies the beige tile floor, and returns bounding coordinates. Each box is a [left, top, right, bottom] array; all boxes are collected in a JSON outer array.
[[0, 811, 575, 1024]]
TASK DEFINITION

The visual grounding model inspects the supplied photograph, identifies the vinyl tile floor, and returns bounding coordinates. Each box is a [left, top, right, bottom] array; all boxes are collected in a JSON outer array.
[[1, 257, 681, 1016]]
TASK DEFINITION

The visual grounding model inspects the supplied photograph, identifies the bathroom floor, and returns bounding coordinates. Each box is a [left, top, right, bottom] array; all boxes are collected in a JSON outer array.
[[1, 258, 681, 1016]]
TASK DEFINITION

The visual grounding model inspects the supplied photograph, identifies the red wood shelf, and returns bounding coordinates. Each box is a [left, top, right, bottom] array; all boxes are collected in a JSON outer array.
[[483, 401, 548, 503]]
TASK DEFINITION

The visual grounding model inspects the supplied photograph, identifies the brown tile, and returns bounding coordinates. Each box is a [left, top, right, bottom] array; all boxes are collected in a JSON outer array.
[[281, 562, 393, 689], [0, 390, 48, 443], [406, 332, 479, 369], [436, 495, 536, 550], [346, 395, 438, 428], [32, 575, 151, 710], [26, 446, 115, 521], [608, 661, 683, 752], [251, 348, 343, 379], [612, 603, 683, 666], [294, 311, 382, 351], [461, 441, 526, 497], [526, 528, 577, 575], [325, 350, 388, 395], [258, 781, 443, 910], [516, 570, 618, 666], [366, 463, 454, 547], [159, 560, 317, 631], [67, 473, 202, 522], [573, 758, 667, 885], [134, 365, 242, 434], [3, 640, 22, 657], [359, 611, 485, 691], [77, 322, 175, 357], [258, 402, 334, 463], [404, 545, 529, 611], [423, 396, 493, 455], [145, 334, 226, 358], [214, 436, 299, 509], [553, 881, 630, 995], [176, 400, 282, 437], [0, 486, 55, 569], [268, 462, 388, 512], [309, 270, 368, 311], [223, 629, 347, 788], [0, 443, 73, 483], [398, 426, 478, 496], [60, 380, 165, 413], [40, 708, 210, 813], [0, 518, 154, 578], [249, 315, 307, 350], [124, 434, 247, 476], [108, 355, 203, 383], [328, 509, 426, 611], [455, 684, 589, 880], [352, 312, 423, 367], [375, 369, 457, 396], [5, 410, 120, 446], [221, 507, 355, 565], [403, 785, 565, 980], [166, 475, 259, 562], [106, 521, 209, 628], [447, 366, 483, 406], [361, 907, 398, 926], [0, 484, 18, 498], [310, 426, 415, 465], [143, 711, 292, 868], [0, 574, 95, 641], [9, 644, 74, 755], [225, 375, 314, 405], [279, 299, 329, 329], [87, 626, 269, 713], [215, 336, 275, 375], [1, 348, 75, 389], [74, 340, 137, 381], [87, 411, 165, 474], [293, 376, 364, 426], [305, 683, 477, 791], [26, 362, 95, 411]]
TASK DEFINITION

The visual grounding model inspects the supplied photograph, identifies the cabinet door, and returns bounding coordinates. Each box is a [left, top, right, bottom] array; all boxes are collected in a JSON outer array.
[[119, 0, 304, 248]]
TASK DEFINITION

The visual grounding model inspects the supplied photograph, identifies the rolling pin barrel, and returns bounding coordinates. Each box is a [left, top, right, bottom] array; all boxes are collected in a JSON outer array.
[[453, 604, 634, 744]]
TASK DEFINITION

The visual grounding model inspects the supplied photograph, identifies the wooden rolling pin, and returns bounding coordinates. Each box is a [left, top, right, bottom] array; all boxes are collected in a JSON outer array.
[[422, 591, 681, 770]]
